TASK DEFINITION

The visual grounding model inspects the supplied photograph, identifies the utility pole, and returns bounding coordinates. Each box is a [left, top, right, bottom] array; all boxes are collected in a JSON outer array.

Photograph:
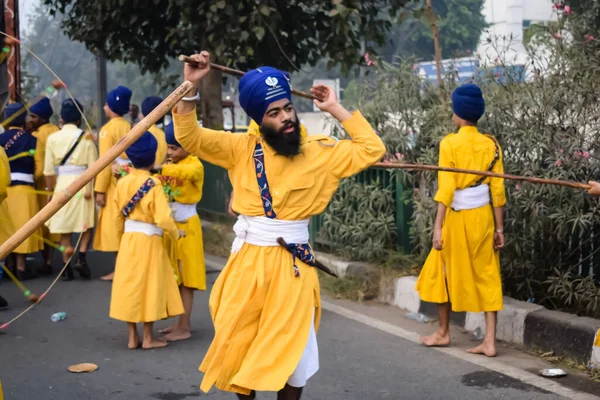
[[95, 50, 107, 128], [0, 0, 8, 110]]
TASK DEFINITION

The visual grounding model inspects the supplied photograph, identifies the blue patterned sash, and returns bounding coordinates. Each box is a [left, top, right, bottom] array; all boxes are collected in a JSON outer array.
[[121, 178, 155, 218]]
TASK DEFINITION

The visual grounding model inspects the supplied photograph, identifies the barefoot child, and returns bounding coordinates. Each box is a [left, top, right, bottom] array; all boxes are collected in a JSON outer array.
[[109, 131, 184, 349], [415, 84, 506, 357], [157, 122, 206, 342]]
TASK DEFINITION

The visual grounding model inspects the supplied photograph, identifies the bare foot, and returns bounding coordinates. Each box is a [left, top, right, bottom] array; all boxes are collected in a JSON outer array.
[[128, 335, 140, 350], [467, 342, 497, 357], [100, 272, 114, 281], [158, 325, 176, 334], [142, 339, 168, 350], [163, 329, 191, 342], [420, 331, 450, 347]]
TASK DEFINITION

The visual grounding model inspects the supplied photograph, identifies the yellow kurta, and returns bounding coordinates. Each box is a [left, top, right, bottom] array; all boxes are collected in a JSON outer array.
[[44, 125, 98, 234], [0, 147, 15, 245], [173, 107, 385, 394], [161, 154, 206, 291], [109, 169, 184, 323], [149, 124, 168, 165], [33, 123, 61, 243], [93, 117, 131, 252], [415, 126, 506, 312]]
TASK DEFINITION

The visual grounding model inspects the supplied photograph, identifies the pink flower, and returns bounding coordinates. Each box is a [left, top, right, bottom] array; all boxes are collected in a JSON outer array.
[[553, 3, 563, 10], [553, 33, 562, 40], [515, 184, 521, 190], [395, 152, 404, 160], [585, 34, 595, 42], [564, 5, 572, 14], [555, 159, 562, 167], [574, 150, 583, 158], [583, 151, 591, 159], [559, 148, 564, 153], [364, 53, 376, 67]]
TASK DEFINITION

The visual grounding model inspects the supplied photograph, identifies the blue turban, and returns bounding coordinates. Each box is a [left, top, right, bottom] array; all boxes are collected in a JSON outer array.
[[141, 96, 162, 117], [106, 85, 132, 116], [238, 66, 292, 124], [61, 98, 83, 124], [164, 122, 181, 147], [29, 97, 53, 121], [126, 131, 157, 168], [452, 84, 485, 123], [4, 103, 26, 127]]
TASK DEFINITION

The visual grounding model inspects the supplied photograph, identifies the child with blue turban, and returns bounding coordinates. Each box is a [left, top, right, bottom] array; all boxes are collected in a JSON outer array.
[[172, 51, 386, 399], [416, 83, 506, 358], [141, 96, 168, 165], [94, 85, 133, 281], [109, 131, 184, 349]]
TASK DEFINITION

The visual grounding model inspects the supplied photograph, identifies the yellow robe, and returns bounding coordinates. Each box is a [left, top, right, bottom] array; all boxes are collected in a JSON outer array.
[[161, 154, 206, 291], [173, 107, 385, 394], [109, 169, 184, 323], [93, 117, 131, 252], [33, 123, 60, 243], [0, 147, 15, 245], [44, 125, 98, 234], [149, 124, 168, 165], [415, 126, 506, 312]]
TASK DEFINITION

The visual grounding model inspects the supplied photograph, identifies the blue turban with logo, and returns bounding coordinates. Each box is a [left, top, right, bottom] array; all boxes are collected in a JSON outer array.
[[60, 98, 83, 124], [238, 66, 292, 125], [125, 131, 157, 168], [29, 97, 53, 121], [164, 122, 181, 148], [106, 85, 132, 116], [452, 84, 485, 123], [4, 103, 26, 127]]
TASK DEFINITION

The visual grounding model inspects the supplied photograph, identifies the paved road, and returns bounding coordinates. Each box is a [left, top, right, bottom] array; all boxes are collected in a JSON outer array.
[[0, 253, 585, 399]]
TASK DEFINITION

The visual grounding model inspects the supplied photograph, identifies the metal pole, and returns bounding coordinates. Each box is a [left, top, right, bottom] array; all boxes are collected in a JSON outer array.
[[95, 50, 107, 128]]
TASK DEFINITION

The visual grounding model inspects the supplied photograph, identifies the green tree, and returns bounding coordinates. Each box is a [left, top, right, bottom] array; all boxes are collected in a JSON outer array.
[[42, 0, 411, 129]]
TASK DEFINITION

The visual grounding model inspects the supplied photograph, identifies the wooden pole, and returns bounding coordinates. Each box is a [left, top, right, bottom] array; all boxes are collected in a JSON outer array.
[[178, 55, 320, 101], [0, 80, 195, 260], [425, 0, 444, 93], [374, 162, 592, 190]]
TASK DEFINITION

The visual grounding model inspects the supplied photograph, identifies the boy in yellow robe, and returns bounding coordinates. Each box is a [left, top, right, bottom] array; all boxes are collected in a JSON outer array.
[[175, 52, 386, 399], [141, 96, 168, 166], [28, 96, 60, 275], [44, 99, 98, 280], [415, 84, 506, 357], [109, 131, 184, 349], [156, 122, 206, 342], [93, 85, 132, 281]]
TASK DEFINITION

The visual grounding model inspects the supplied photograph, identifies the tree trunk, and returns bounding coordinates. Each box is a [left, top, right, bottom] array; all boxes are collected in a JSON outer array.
[[199, 69, 224, 130], [426, 0, 444, 98]]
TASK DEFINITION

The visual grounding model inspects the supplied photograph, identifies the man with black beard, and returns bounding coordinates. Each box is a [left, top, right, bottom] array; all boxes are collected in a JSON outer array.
[[174, 51, 386, 400]]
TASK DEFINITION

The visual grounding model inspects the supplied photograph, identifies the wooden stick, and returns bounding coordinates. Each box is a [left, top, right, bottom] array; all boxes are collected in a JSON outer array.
[[0, 81, 195, 260], [373, 162, 592, 190], [178, 55, 320, 101]]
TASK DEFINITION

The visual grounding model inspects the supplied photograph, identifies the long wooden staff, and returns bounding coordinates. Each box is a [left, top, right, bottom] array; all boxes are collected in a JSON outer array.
[[374, 162, 592, 190], [178, 55, 319, 101], [0, 81, 195, 260]]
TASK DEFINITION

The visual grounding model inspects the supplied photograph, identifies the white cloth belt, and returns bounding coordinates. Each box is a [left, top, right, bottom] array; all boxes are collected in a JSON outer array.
[[10, 172, 34, 183], [451, 184, 490, 211], [124, 219, 163, 237], [231, 215, 310, 253], [56, 165, 86, 176], [116, 157, 131, 166], [169, 202, 197, 222]]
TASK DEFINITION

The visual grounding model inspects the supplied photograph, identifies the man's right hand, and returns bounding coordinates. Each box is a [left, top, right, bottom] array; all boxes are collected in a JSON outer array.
[[184, 51, 212, 90], [588, 181, 600, 196], [95, 192, 106, 208]]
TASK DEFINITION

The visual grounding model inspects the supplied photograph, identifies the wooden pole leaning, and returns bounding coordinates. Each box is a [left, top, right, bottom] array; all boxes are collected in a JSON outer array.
[[0, 80, 195, 260], [374, 162, 592, 190]]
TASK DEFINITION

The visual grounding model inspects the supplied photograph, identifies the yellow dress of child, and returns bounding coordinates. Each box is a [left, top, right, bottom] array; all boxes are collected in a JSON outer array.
[[33, 122, 60, 243], [415, 126, 506, 312], [161, 154, 206, 290], [149, 124, 167, 165], [109, 169, 184, 322], [93, 117, 131, 252], [0, 147, 14, 244]]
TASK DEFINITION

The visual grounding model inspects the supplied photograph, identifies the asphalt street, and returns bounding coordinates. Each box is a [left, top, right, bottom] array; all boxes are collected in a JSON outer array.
[[0, 252, 595, 400]]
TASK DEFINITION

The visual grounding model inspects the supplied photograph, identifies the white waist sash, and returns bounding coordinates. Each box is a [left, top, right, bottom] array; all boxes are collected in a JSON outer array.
[[169, 202, 197, 222], [116, 157, 131, 166], [451, 184, 490, 211], [10, 172, 34, 183], [231, 215, 310, 253], [124, 220, 163, 237], [56, 165, 86, 176]]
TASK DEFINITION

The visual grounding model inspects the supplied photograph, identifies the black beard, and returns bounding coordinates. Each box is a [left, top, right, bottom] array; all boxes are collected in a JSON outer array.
[[260, 119, 301, 158]]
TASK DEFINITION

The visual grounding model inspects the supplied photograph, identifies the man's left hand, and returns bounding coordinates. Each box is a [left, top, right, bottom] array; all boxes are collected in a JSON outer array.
[[588, 181, 600, 196]]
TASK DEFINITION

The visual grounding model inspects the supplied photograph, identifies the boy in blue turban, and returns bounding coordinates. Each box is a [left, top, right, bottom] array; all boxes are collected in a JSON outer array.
[[416, 83, 506, 358], [43, 98, 98, 281], [109, 131, 184, 350], [28, 96, 60, 275], [94, 85, 133, 281], [173, 51, 386, 399]]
